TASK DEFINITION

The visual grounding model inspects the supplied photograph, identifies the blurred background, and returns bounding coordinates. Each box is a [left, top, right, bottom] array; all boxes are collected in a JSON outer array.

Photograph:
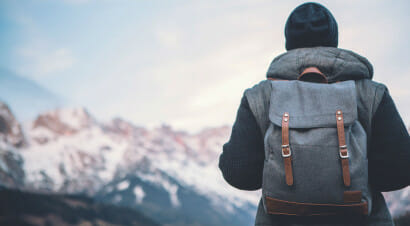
[[0, 0, 409, 225]]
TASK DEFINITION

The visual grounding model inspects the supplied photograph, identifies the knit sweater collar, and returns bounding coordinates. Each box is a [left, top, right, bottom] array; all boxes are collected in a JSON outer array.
[[266, 47, 373, 82]]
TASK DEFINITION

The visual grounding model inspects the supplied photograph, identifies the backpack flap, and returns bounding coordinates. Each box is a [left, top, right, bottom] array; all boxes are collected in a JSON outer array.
[[269, 80, 358, 128]]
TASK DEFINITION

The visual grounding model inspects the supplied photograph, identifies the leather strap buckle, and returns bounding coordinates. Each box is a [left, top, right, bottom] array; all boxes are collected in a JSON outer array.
[[281, 112, 293, 186], [339, 150, 349, 159], [281, 145, 291, 157], [336, 110, 351, 187], [339, 145, 349, 158]]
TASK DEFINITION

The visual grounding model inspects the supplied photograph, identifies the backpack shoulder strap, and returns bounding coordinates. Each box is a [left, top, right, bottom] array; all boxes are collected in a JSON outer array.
[[354, 79, 386, 141], [244, 80, 272, 137]]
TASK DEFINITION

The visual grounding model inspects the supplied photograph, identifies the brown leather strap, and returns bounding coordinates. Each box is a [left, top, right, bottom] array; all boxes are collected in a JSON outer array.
[[341, 158, 350, 186], [268, 67, 327, 83], [282, 112, 293, 186], [298, 67, 328, 84], [336, 110, 351, 187], [299, 67, 326, 78], [343, 191, 362, 203], [267, 77, 288, 81], [265, 196, 368, 216]]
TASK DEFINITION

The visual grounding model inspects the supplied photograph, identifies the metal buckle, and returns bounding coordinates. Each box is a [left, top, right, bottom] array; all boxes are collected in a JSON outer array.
[[339, 150, 349, 159], [339, 145, 349, 158], [281, 145, 291, 157]]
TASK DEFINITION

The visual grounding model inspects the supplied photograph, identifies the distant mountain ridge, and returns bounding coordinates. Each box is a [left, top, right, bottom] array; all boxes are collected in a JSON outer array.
[[0, 101, 408, 225], [0, 104, 258, 225]]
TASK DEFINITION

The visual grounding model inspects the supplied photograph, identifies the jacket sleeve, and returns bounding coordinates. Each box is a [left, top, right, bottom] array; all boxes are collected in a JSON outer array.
[[368, 88, 410, 192], [218, 94, 265, 191]]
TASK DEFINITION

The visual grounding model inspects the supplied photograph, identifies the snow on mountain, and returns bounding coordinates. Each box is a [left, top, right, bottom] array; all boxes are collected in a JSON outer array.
[[133, 185, 145, 204], [384, 188, 410, 217], [19, 107, 259, 225], [0, 101, 408, 224], [0, 102, 26, 188], [22, 110, 128, 193]]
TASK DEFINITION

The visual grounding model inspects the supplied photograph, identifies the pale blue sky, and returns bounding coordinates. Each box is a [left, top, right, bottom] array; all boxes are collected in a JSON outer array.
[[1, 0, 409, 131]]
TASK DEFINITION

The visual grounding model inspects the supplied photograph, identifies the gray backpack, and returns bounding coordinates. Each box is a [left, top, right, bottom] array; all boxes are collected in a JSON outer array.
[[254, 68, 371, 217]]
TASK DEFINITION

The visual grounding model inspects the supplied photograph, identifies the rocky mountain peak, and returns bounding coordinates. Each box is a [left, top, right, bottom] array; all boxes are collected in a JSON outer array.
[[0, 102, 25, 188], [0, 102, 25, 147], [28, 107, 96, 145], [102, 117, 145, 139], [31, 107, 94, 141], [0, 103, 406, 224]]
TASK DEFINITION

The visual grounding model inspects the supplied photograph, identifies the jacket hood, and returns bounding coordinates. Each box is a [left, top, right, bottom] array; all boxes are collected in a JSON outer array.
[[266, 47, 373, 82]]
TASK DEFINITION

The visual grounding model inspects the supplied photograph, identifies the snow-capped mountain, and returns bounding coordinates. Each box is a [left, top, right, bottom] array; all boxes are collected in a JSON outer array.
[[18, 107, 259, 225], [0, 102, 25, 188], [0, 101, 408, 225]]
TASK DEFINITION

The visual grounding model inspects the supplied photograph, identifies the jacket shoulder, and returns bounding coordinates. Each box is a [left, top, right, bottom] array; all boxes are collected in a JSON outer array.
[[355, 79, 387, 117], [244, 80, 272, 136], [244, 80, 272, 95]]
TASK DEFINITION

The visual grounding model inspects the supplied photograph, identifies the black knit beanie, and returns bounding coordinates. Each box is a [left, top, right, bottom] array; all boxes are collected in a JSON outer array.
[[285, 2, 338, 51]]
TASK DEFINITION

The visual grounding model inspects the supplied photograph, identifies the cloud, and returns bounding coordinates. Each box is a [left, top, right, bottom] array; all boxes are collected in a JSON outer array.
[[3, 0, 409, 131], [80, 0, 410, 131], [155, 28, 183, 49], [17, 47, 75, 78]]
